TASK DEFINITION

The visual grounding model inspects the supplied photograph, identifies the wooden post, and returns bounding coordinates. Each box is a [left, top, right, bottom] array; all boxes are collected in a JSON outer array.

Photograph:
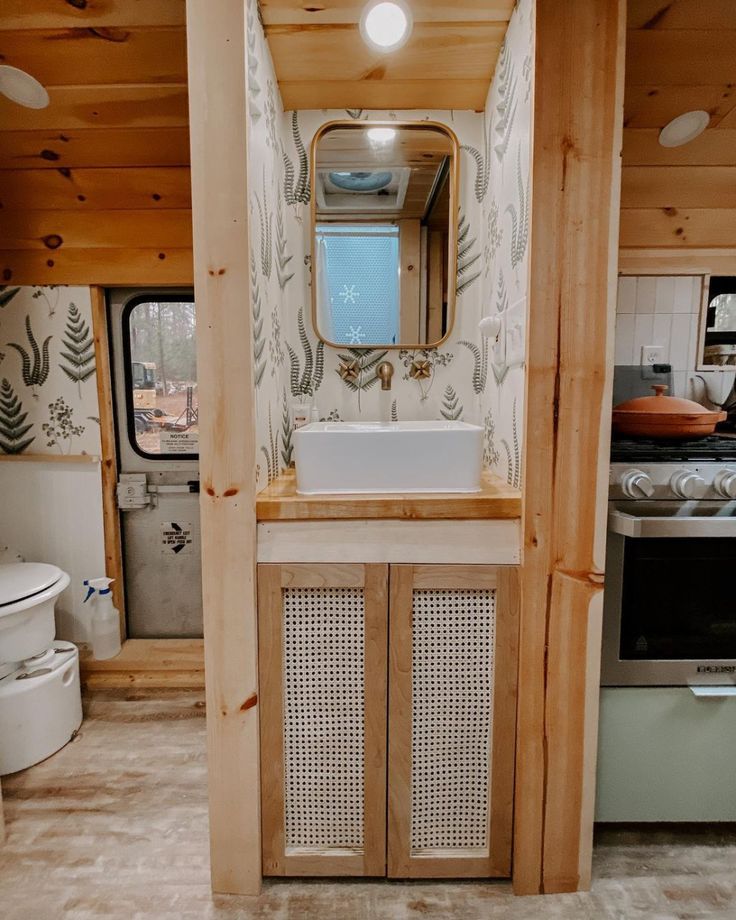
[[90, 286, 126, 637], [186, 0, 261, 895], [513, 0, 626, 895]]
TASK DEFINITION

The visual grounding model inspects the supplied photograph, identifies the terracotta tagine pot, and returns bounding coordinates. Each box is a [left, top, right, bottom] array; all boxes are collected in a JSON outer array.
[[612, 385, 727, 439]]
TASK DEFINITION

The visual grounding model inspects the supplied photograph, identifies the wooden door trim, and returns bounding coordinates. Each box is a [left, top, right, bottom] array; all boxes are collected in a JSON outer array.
[[387, 563, 518, 879], [258, 562, 388, 877], [90, 285, 125, 639]]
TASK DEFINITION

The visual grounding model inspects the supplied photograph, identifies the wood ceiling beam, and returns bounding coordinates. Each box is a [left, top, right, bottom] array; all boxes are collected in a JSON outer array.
[[0, 28, 187, 86], [260, 0, 515, 24], [0, 209, 192, 250], [0, 0, 186, 30], [627, 0, 736, 31], [623, 84, 736, 128], [0, 85, 189, 131], [623, 128, 736, 166], [0, 127, 191, 170], [0, 248, 193, 286], [279, 80, 491, 111], [0, 167, 191, 211]]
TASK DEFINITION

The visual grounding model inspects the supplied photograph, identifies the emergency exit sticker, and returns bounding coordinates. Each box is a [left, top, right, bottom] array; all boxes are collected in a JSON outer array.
[[160, 430, 198, 454], [161, 522, 194, 555]]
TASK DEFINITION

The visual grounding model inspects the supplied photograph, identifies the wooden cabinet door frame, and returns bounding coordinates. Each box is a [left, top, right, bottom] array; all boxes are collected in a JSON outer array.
[[387, 564, 519, 878], [258, 563, 388, 876]]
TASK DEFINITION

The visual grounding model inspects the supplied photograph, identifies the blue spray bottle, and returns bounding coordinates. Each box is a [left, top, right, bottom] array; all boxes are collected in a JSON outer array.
[[83, 577, 121, 660]]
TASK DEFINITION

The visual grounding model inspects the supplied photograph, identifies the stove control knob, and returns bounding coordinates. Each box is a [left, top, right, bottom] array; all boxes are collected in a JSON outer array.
[[714, 469, 736, 500], [670, 470, 707, 500], [621, 469, 654, 499]]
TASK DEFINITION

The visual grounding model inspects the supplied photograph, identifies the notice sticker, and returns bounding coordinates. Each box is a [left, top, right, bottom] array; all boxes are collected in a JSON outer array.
[[161, 522, 194, 555], [160, 430, 198, 454]]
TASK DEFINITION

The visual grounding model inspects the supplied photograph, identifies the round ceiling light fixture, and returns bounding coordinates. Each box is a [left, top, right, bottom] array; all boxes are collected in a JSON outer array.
[[360, 1, 413, 53], [0, 65, 49, 109], [658, 110, 710, 148], [367, 126, 396, 145]]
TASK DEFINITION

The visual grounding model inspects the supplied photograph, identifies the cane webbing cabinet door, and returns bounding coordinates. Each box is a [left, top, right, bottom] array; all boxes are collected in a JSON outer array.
[[258, 563, 388, 876], [387, 564, 519, 878]]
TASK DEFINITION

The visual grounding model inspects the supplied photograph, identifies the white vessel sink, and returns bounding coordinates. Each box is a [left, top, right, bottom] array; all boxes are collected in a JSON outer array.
[[293, 420, 483, 494]]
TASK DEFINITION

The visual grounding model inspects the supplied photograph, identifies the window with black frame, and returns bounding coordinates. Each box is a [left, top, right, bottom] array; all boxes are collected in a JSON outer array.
[[123, 297, 198, 459]]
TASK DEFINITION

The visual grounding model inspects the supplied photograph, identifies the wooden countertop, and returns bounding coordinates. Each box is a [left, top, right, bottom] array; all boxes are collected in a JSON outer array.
[[256, 469, 521, 521]]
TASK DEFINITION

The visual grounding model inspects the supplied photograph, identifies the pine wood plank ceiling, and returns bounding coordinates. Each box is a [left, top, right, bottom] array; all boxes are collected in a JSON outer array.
[[259, 1, 515, 110], [621, 0, 736, 253], [0, 0, 191, 286]]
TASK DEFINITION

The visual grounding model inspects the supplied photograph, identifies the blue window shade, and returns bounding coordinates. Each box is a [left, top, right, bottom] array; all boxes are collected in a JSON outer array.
[[317, 224, 400, 345]]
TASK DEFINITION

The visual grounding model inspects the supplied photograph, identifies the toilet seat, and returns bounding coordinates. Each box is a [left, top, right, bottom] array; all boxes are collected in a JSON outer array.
[[0, 562, 70, 664], [0, 563, 64, 608]]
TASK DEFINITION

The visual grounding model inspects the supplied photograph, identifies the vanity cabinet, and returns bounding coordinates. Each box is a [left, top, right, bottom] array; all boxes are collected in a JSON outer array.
[[257, 562, 518, 879]]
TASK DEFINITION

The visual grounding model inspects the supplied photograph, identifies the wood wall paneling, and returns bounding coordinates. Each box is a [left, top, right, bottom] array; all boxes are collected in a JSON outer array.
[[621, 1, 736, 269]]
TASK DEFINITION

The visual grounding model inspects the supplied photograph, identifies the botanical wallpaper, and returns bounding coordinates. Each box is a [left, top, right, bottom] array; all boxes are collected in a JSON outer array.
[[477, 0, 534, 488], [0, 285, 100, 456], [247, 0, 533, 489]]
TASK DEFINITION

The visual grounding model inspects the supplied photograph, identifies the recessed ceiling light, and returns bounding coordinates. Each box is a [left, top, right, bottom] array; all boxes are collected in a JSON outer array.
[[360, 1, 413, 53], [0, 65, 49, 109], [367, 126, 396, 145], [658, 110, 710, 148]]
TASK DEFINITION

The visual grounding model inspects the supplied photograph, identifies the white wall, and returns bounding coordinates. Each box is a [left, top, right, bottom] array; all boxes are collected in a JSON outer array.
[[615, 275, 702, 397]]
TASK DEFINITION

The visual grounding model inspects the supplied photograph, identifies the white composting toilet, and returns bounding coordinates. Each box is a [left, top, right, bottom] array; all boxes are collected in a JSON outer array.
[[0, 562, 83, 775]]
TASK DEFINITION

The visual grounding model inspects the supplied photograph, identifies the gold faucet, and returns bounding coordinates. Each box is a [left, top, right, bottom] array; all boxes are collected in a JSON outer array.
[[377, 361, 394, 391]]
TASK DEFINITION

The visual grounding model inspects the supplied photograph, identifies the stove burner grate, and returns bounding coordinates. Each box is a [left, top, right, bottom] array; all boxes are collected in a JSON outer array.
[[611, 434, 736, 463]]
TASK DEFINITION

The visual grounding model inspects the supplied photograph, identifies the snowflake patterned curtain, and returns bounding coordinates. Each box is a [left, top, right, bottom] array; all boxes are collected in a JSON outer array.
[[316, 224, 400, 345]]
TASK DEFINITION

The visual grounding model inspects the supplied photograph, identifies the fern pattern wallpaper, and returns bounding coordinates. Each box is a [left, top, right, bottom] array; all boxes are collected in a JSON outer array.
[[247, 0, 533, 490], [0, 285, 100, 457]]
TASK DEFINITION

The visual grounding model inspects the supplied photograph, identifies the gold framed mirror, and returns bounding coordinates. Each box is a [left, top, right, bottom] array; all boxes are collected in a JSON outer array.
[[310, 120, 459, 350]]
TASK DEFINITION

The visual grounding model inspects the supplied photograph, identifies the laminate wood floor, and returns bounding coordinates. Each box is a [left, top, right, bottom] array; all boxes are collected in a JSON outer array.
[[1, 690, 735, 919]]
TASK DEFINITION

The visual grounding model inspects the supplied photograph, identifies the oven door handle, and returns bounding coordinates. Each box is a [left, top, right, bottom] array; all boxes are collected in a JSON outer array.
[[608, 508, 736, 538], [690, 686, 736, 700]]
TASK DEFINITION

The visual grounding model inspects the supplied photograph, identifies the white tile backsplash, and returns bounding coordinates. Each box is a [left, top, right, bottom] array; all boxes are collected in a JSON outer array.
[[673, 275, 698, 314], [652, 313, 672, 359], [617, 276, 636, 314], [617, 275, 702, 375], [615, 313, 636, 365], [654, 276, 675, 314], [670, 312, 693, 371], [635, 277, 657, 313], [633, 313, 655, 356]]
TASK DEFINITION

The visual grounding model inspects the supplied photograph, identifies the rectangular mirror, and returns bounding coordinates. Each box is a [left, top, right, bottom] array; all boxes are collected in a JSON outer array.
[[311, 120, 459, 349]]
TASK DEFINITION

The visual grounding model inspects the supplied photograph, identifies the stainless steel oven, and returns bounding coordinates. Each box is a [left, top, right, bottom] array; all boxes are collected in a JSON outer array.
[[603, 458, 736, 687]]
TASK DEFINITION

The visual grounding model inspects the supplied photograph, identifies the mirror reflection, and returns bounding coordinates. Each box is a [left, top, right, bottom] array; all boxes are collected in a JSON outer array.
[[312, 122, 457, 348]]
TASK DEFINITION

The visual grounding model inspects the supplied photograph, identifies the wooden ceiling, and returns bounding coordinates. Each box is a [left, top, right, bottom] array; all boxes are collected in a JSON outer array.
[[260, 0, 514, 111], [620, 0, 736, 258], [0, 0, 192, 286]]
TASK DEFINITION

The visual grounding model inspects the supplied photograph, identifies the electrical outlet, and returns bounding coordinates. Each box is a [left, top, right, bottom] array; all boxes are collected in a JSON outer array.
[[641, 345, 664, 367]]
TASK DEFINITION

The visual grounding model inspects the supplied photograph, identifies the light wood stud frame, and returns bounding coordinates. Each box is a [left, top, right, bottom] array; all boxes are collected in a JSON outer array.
[[514, 0, 626, 896], [185, 0, 261, 896], [90, 285, 126, 636]]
